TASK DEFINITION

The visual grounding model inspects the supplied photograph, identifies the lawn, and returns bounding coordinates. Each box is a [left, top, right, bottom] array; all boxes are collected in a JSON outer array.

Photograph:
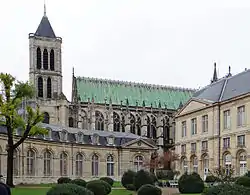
[[11, 188, 132, 195]]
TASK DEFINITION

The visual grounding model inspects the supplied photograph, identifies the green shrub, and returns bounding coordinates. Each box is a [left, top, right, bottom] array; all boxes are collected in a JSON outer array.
[[86, 180, 111, 195], [134, 169, 154, 190], [126, 184, 136, 191], [100, 177, 114, 186], [137, 184, 162, 195], [245, 171, 250, 177], [178, 172, 204, 194], [202, 183, 249, 195], [47, 183, 93, 195], [0, 183, 8, 195], [57, 177, 72, 184], [70, 179, 87, 187], [205, 175, 220, 183], [121, 170, 136, 189], [0, 183, 10, 195], [235, 176, 250, 188], [150, 172, 158, 183]]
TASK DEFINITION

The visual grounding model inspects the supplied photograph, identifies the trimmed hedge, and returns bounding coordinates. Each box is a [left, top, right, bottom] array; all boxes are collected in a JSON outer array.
[[137, 184, 162, 195], [0, 183, 10, 195], [86, 180, 111, 195], [100, 177, 114, 187], [178, 172, 204, 194], [235, 176, 250, 188], [202, 183, 249, 195], [47, 183, 93, 195], [0, 183, 8, 195], [134, 169, 154, 190], [121, 170, 136, 190], [70, 179, 87, 187], [57, 177, 72, 184]]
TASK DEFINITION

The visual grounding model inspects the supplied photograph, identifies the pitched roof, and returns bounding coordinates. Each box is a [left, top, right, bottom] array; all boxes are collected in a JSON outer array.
[[35, 16, 56, 38], [193, 69, 250, 102], [76, 77, 195, 109]]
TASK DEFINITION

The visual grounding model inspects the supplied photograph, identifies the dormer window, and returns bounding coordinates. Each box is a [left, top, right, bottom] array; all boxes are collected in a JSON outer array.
[[44, 128, 52, 140], [76, 132, 84, 143], [107, 136, 114, 145], [60, 130, 68, 142], [92, 134, 99, 145]]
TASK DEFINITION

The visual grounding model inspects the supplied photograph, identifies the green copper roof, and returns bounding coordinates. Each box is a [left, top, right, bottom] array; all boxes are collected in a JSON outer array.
[[76, 77, 195, 110]]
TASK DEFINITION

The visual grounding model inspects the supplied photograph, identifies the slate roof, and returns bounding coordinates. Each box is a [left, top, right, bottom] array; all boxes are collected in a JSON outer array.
[[76, 77, 195, 110], [35, 16, 56, 38], [193, 69, 250, 102], [0, 123, 155, 148]]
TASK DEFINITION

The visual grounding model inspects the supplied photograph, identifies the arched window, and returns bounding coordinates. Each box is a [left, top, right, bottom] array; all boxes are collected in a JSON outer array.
[[136, 116, 141, 136], [151, 116, 157, 139], [43, 112, 50, 124], [181, 157, 188, 173], [47, 77, 52, 98], [36, 47, 41, 69], [191, 156, 198, 173], [43, 49, 48, 70], [44, 150, 52, 176], [95, 111, 104, 130], [13, 149, 19, 176], [130, 114, 136, 134], [163, 116, 170, 141], [27, 149, 35, 176], [134, 155, 143, 172], [121, 115, 125, 132], [60, 152, 68, 176], [50, 49, 55, 71], [113, 112, 120, 132], [224, 153, 232, 176], [92, 154, 99, 176], [38, 77, 43, 97], [76, 153, 83, 177], [147, 116, 150, 138], [69, 117, 74, 127], [239, 152, 247, 176], [107, 155, 114, 176], [82, 116, 88, 129]]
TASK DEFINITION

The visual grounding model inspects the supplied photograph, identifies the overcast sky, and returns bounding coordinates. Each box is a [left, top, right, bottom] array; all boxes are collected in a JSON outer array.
[[1, 0, 250, 100]]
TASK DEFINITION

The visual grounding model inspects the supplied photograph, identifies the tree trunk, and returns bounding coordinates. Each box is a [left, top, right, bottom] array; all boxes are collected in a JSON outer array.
[[6, 148, 14, 187]]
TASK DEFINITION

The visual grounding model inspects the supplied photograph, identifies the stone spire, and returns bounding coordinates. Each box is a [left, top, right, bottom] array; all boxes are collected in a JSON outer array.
[[211, 62, 218, 83]]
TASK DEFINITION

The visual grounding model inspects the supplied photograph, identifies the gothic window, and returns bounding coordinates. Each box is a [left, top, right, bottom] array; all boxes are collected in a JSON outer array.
[[151, 116, 157, 139], [47, 77, 52, 98], [134, 155, 143, 172], [50, 49, 55, 71], [163, 116, 170, 140], [76, 153, 83, 177], [69, 117, 74, 127], [13, 149, 19, 176], [38, 77, 43, 97], [92, 154, 99, 176], [26, 149, 35, 176], [60, 152, 68, 176], [136, 116, 141, 136], [113, 112, 120, 132], [36, 47, 41, 69], [107, 155, 114, 176], [147, 116, 150, 138], [43, 150, 52, 176], [130, 114, 136, 134], [95, 111, 104, 130], [121, 115, 125, 132], [43, 49, 48, 70], [43, 112, 50, 124], [82, 116, 88, 129]]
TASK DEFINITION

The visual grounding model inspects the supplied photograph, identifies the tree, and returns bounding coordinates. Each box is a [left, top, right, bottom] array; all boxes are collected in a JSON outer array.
[[0, 73, 47, 187], [208, 166, 235, 183]]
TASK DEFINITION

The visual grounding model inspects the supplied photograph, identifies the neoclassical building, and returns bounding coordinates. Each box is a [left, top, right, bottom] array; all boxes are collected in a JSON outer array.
[[0, 7, 194, 184], [175, 64, 250, 180]]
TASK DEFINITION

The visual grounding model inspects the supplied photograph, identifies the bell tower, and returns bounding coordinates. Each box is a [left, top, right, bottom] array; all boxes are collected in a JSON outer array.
[[29, 3, 63, 100]]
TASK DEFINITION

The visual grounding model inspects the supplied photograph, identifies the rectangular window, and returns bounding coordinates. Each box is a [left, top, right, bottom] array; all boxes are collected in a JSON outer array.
[[237, 106, 245, 127], [202, 115, 208, 132], [237, 135, 245, 147], [223, 137, 230, 149], [181, 144, 186, 153], [191, 118, 197, 135], [181, 121, 187, 137], [223, 110, 231, 129], [201, 141, 208, 151], [191, 143, 196, 153]]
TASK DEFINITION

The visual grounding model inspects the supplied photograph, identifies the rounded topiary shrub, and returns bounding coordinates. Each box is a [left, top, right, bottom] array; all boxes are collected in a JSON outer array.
[[150, 172, 158, 183], [138, 184, 162, 195], [57, 177, 72, 184], [235, 176, 250, 188], [126, 184, 136, 191], [100, 177, 114, 187], [121, 170, 136, 189], [86, 180, 111, 195], [47, 183, 93, 195], [178, 172, 204, 194], [70, 179, 87, 187], [0, 183, 10, 195], [203, 184, 249, 195], [0, 183, 8, 195], [134, 169, 154, 191]]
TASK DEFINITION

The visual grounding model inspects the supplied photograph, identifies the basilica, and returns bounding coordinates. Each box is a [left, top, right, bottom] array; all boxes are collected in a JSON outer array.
[[0, 8, 194, 184]]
